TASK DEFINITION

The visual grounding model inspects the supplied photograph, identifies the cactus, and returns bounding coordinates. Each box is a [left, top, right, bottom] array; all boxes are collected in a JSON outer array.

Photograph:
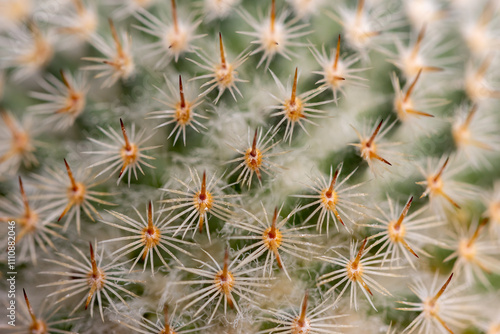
[[1, 0, 500, 333]]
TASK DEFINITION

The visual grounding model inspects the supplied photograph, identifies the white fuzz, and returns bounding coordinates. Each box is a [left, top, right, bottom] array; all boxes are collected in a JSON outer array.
[[292, 162, 368, 234], [230, 204, 320, 280], [85, 119, 159, 187], [83, 20, 135, 88], [29, 70, 88, 130], [237, 0, 311, 69], [134, 0, 204, 67], [317, 238, 403, 311], [100, 201, 195, 275]]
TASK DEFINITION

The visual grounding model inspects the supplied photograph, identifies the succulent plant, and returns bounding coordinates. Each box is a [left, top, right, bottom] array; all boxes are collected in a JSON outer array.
[[1, 0, 500, 333]]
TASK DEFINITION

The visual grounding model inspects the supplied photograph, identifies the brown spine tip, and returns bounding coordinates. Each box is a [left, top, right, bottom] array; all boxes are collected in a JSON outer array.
[[298, 290, 308, 326], [120, 118, 131, 150], [372, 152, 392, 166], [405, 109, 434, 118], [333, 208, 345, 226], [411, 25, 427, 59], [274, 249, 283, 269], [28, 20, 40, 37], [464, 104, 478, 127], [290, 67, 298, 105], [58, 203, 72, 222], [326, 167, 340, 196], [64, 159, 77, 189], [198, 215, 204, 233], [23, 289, 37, 323], [479, 1, 493, 27], [201, 171, 207, 196], [434, 157, 449, 182], [222, 248, 230, 278], [108, 19, 122, 54], [219, 32, 226, 67], [432, 273, 453, 303], [89, 242, 98, 275], [395, 196, 413, 229], [1, 111, 16, 134], [227, 295, 235, 308], [255, 169, 262, 181], [468, 218, 489, 247], [356, 0, 365, 21], [368, 119, 384, 146], [401, 238, 419, 258], [477, 55, 492, 79], [18, 176, 30, 213], [422, 66, 443, 73], [353, 238, 368, 266], [270, 207, 278, 236], [270, 0, 276, 33], [171, 0, 179, 33], [442, 192, 460, 209], [72, 0, 85, 14], [359, 277, 373, 296], [334, 35, 341, 70], [60, 69, 71, 89], [118, 164, 127, 178], [178, 75, 186, 109], [404, 69, 422, 103], [59, 159, 80, 219], [147, 201, 154, 230], [163, 304, 170, 332], [251, 129, 258, 157]]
